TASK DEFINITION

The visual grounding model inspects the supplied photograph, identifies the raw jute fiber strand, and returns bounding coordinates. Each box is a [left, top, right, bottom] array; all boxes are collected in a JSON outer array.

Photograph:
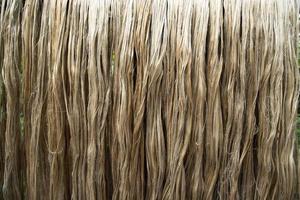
[[1, 0, 23, 199], [0, 0, 299, 199]]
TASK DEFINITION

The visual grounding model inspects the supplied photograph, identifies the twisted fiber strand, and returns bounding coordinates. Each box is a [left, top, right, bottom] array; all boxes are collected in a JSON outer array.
[[22, 0, 51, 198], [219, 0, 245, 199], [128, 0, 152, 199], [238, 0, 258, 199], [65, 0, 81, 198], [255, 1, 282, 198], [47, 0, 70, 198], [185, 0, 209, 199], [268, 1, 290, 198], [109, 0, 125, 198], [65, 0, 90, 199], [2, 0, 22, 199], [86, 0, 111, 199], [0, 1, 7, 198], [145, 0, 167, 199], [278, 1, 299, 198], [111, 0, 136, 199], [162, 0, 193, 199], [203, 0, 224, 198]]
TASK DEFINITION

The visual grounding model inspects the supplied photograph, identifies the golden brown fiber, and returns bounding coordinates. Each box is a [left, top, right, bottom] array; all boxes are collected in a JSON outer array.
[[0, 0, 299, 199]]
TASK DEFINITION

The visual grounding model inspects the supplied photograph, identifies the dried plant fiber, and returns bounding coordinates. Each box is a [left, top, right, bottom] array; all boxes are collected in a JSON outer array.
[[0, 0, 299, 199]]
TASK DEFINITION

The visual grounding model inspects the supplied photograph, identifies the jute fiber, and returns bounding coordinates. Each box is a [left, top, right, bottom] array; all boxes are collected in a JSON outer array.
[[0, 0, 299, 199]]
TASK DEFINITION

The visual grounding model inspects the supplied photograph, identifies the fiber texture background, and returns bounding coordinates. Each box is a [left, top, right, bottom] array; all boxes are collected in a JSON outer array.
[[0, 0, 299, 199]]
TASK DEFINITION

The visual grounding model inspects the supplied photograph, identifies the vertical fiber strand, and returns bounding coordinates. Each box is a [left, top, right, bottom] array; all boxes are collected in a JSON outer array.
[[2, 0, 22, 199], [185, 0, 209, 199], [0, 1, 7, 197], [239, 0, 258, 199], [203, 0, 224, 198], [47, 0, 70, 199], [219, 0, 244, 198], [276, 0, 299, 198], [162, 0, 193, 199], [22, 0, 51, 198], [255, 1, 279, 198], [129, 0, 152, 199], [145, 0, 167, 199], [86, 0, 111, 199]]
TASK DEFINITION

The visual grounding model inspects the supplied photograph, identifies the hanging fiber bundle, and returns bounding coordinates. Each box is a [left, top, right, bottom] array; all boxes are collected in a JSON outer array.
[[0, 0, 299, 199]]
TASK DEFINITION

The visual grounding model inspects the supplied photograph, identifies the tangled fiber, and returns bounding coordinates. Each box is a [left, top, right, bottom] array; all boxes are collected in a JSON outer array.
[[0, 0, 299, 199]]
